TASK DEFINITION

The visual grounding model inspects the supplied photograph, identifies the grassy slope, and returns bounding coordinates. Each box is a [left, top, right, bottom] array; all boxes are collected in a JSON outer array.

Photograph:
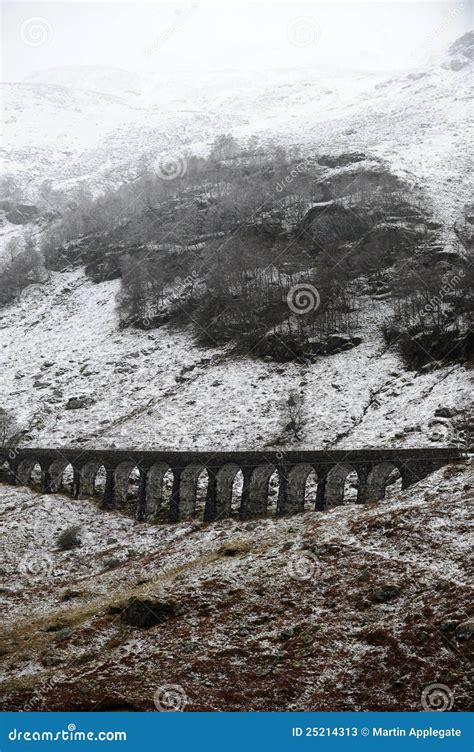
[[0, 461, 472, 711]]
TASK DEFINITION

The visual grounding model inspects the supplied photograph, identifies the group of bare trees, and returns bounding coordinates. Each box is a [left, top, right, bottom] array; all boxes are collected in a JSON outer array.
[[31, 131, 471, 367], [0, 235, 44, 308], [383, 258, 473, 367]]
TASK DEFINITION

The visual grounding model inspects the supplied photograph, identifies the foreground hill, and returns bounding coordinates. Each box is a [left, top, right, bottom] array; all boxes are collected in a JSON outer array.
[[0, 460, 472, 711]]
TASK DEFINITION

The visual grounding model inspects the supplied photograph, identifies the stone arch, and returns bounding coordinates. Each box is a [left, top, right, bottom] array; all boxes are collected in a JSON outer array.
[[79, 460, 106, 498], [325, 463, 360, 506], [180, 464, 209, 520], [216, 463, 243, 517], [16, 459, 43, 488], [48, 459, 74, 493], [114, 461, 141, 509], [249, 464, 279, 517], [366, 462, 403, 502], [145, 463, 174, 520], [287, 463, 319, 513]]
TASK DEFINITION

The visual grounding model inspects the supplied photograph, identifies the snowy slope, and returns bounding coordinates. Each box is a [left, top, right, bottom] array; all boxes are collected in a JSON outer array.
[[0, 37, 472, 450], [0, 461, 472, 711], [0, 268, 470, 450], [2, 42, 472, 223]]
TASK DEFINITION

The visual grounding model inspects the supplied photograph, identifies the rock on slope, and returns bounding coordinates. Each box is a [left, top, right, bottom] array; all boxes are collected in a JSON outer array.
[[0, 460, 472, 711]]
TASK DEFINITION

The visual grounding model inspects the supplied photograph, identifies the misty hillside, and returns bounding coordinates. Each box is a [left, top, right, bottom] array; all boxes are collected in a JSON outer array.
[[0, 33, 472, 452]]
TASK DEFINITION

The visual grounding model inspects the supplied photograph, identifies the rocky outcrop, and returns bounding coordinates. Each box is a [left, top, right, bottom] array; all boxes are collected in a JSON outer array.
[[442, 31, 473, 71]]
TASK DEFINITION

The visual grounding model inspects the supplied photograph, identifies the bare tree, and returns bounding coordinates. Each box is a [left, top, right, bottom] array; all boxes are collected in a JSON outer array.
[[285, 391, 305, 441]]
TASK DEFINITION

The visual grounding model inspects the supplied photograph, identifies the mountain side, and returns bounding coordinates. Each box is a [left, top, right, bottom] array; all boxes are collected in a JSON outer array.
[[0, 460, 472, 711]]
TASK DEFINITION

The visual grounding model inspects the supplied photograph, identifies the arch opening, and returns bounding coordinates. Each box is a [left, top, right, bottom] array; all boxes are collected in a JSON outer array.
[[304, 470, 319, 511], [343, 470, 359, 503], [385, 467, 403, 500], [114, 461, 141, 512], [367, 462, 403, 502], [287, 464, 318, 513], [48, 460, 74, 494], [180, 464, 209, 520], [16, 459, 43, 489], [216, 463, 243, 518], [248, 464, 278, 517], [79, 461, 106, 500], [267, 469, 280, 517], [230, 469, 243, 516], [325, 463, 359, 507], [145, 463, 173, 521]]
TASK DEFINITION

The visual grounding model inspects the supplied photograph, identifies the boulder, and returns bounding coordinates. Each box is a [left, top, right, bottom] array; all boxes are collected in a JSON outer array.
[[455, 619, 474, 640], [124, 597, 177, 628], [65, 395, 94, 410], [327, 333, 352, 348], [371, 584, 402, 603]]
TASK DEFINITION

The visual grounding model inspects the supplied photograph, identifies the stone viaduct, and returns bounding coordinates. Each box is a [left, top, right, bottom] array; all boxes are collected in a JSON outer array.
[[0, 447, 462, 523]]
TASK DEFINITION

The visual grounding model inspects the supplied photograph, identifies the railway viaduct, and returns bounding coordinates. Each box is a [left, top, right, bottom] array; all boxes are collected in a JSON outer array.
[[0, 446, 462, 523]]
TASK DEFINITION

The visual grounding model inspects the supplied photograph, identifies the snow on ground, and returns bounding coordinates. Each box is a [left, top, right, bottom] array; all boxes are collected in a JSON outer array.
[[0, 461, 472, 711], [0, 268, 470, 450]]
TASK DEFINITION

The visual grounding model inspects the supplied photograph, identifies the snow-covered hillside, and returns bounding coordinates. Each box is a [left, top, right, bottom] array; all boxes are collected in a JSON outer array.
[[0, 34, 472, 450], [0, 267, 470, 450], [2, 35, 472, 223]]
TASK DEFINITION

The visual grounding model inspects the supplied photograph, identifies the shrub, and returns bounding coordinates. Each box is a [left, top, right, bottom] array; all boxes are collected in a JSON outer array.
[[56, 525, 82, 551]]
